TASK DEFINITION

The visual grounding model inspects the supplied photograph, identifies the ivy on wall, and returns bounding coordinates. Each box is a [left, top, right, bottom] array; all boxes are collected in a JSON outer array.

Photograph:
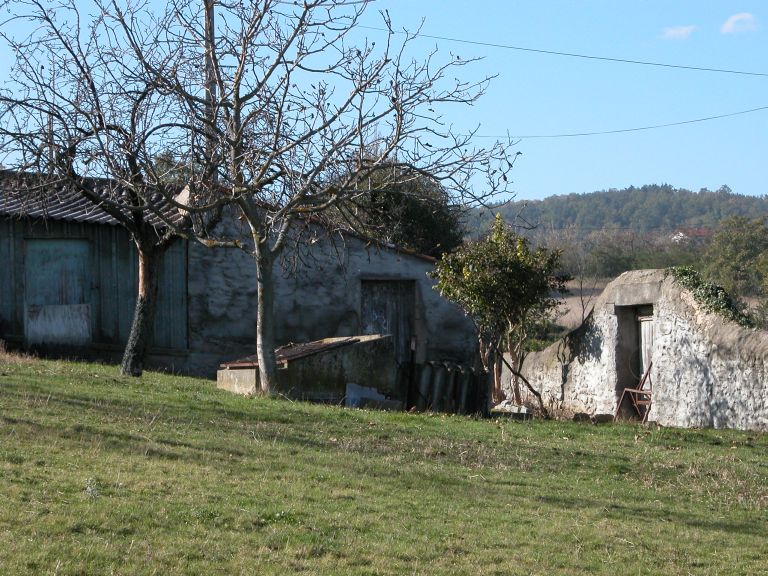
[[666, 266, 753, 328]]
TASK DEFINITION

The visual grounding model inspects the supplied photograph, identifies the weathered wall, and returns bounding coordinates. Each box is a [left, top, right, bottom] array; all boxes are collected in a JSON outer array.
[[276, 234, 477, 363], [0, 216, 187, 360], [2, 213, 476, 378], [186, 220, 476, 377], [651, 282, 768, 430], [185, 216, 258, 375], [507, 269, 768, 431]]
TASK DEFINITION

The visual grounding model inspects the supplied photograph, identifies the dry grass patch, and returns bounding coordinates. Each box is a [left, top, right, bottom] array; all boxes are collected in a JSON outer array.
[[0, 340, 36, 365]]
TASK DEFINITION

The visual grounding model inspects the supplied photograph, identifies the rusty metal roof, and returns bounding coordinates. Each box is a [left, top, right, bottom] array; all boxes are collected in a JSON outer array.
[[220, 337, 360, 369], [0, 170, 186, 228]]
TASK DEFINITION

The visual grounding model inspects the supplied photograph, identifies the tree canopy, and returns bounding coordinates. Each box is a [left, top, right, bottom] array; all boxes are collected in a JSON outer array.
[[468, 184, 768, 241], [332, 167, 464, 257], [431, 215, 569, 412], [703, 217, 768, 297]]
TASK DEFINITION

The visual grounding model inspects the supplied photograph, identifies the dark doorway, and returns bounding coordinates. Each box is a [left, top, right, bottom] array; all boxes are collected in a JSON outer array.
[[615, 304, 654, 419]]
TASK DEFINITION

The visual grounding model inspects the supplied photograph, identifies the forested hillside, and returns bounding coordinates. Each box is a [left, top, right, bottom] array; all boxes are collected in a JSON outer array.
[[466, 184, 768, 239], [462, 185, 768, 321]]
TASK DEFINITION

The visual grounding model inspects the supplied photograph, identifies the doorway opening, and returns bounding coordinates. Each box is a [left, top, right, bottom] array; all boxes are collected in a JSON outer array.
[[615, 304, 654, 420], [360, 279, 419, 405]]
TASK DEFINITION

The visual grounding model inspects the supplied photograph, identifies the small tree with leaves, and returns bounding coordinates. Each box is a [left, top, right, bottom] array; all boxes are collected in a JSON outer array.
[[702, 216, 768, 329], [431, 215, 569, 414], [703, 216, 768, 297]]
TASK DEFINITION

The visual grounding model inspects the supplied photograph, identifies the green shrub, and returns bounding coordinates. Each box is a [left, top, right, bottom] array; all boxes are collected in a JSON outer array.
[[666, 266, 753, 327]]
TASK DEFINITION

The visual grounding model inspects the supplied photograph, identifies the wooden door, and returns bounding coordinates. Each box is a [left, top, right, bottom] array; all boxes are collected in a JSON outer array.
[[360, 280, 415, 365], [637, 311, 653, 380]]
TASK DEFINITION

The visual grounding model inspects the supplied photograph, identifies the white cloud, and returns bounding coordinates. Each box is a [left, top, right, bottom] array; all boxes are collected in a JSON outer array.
[[663, 25, 697, 40], [721, 12, 757, 34]]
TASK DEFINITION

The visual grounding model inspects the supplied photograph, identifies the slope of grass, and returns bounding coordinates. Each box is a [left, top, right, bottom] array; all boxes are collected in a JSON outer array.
[[1, 353, 766, 575]]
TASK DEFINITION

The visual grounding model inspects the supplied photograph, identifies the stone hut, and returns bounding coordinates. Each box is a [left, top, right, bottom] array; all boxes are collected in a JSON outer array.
[[508, 269, 768, 431]]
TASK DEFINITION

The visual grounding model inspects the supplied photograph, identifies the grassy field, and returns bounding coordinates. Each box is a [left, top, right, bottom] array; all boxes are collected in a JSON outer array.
[[1, 351, 766, 575]]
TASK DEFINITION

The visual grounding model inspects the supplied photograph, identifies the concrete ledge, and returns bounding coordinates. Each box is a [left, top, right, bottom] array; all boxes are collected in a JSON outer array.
[[217, 367, 258, 395]]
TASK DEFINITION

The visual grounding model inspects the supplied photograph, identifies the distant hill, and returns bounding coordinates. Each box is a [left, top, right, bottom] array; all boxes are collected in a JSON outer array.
[[466, 184, 768, 239]]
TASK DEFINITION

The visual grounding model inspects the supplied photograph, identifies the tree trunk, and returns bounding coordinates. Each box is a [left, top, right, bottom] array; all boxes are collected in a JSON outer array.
[[120, 243, 161, 377], [498, 353, 549, 418], [512, 365, 548, 418], [492, 353, 504, 404], [255, 248, 278, 394], [508, 341, 523, 405]]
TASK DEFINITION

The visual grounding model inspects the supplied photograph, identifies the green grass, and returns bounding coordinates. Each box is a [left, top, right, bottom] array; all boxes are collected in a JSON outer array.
[[1, 352, 766, 575]]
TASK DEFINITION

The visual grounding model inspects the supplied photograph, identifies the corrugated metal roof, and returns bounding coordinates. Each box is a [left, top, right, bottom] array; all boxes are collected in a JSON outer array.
[[0, 170, 186, 228], [0, 171, 438, 262]]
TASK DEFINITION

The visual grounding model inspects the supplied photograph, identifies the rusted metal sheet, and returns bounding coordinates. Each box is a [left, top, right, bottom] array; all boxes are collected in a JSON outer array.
[[220, 337, 359, 369]]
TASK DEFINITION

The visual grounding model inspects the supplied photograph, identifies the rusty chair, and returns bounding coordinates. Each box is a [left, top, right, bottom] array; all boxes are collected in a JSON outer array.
[[614, 361, 653, 423]]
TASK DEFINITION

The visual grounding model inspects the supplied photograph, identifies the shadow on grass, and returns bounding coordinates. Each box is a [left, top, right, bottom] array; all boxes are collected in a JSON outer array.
[[536, 493, 767, 537], [0, 410, 340, 468]]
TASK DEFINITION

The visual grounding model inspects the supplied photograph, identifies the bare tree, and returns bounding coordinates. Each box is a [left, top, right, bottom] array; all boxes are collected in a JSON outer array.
[[0, 0, 222, 375], [541, 224, 600, 323], [181, 1, 516, 391], [2, 0, 515, 390]]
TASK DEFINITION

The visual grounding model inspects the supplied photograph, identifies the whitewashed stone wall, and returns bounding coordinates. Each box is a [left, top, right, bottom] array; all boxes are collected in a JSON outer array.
[[506, 269, 768, 431], [652, 282, 768, 430]]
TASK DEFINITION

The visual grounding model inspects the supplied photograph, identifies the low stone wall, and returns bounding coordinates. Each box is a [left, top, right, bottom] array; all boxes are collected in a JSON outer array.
[[505, 269, 768, 431]]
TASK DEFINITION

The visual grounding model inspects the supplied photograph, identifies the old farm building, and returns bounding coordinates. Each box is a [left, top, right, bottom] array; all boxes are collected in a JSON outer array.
[[0, 173, 477, 404], [511, 269, 768, 431]]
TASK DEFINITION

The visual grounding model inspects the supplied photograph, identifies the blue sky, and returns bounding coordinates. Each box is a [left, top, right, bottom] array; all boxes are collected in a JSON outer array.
[[359, 1, 768, 201], [1, 2, 765, 202]]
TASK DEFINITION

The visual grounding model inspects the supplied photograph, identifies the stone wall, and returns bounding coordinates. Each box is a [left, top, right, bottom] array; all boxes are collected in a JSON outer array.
[[187, 220, 476, 377], [652, 281, 768, 430], [505, 269, 768, 431]]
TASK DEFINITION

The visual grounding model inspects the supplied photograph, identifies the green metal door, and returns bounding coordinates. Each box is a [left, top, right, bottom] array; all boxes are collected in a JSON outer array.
[[24, 239, 92, 345]]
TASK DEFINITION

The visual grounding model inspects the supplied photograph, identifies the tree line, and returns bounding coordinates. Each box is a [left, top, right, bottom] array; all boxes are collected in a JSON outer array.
[[466, 184, 768, 240]]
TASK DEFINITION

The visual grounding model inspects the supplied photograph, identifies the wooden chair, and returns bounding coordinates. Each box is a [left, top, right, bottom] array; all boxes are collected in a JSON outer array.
[[614, 361, 653, 423]]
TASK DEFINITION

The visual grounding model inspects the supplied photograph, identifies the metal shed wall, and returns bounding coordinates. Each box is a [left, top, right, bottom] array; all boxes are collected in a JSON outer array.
[[0, 217, 187, 352]]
